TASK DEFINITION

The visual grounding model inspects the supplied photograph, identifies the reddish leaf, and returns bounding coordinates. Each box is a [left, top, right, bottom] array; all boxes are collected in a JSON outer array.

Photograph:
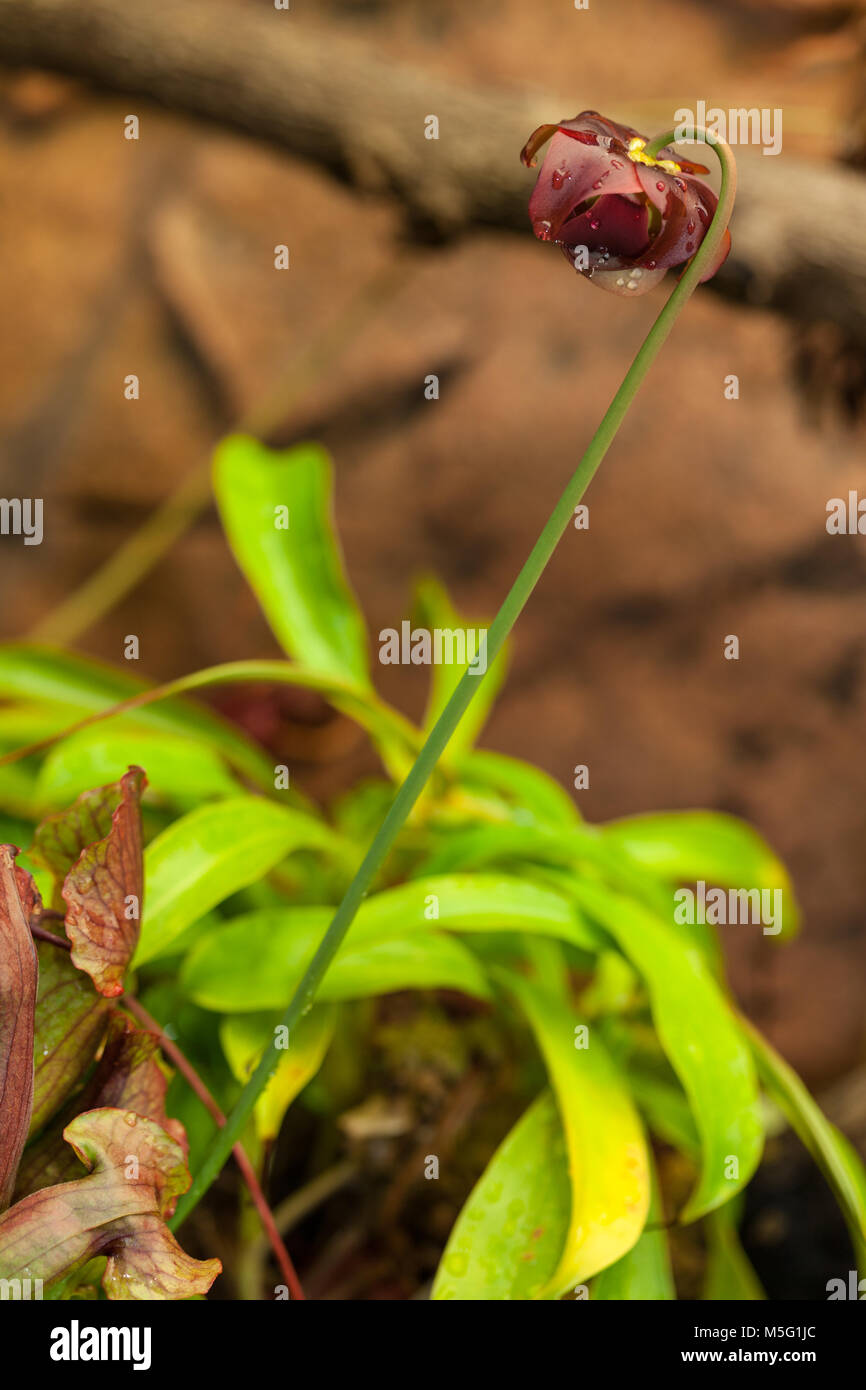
[[18, 1012, 186, 1197], [0, 846, 38, 1211], [13, 865, 43, 926], [60, 767, 146, 998], [29, 942, 110, 1136], [0, 1107, 221, 1299], [31, 772, 136, 882]]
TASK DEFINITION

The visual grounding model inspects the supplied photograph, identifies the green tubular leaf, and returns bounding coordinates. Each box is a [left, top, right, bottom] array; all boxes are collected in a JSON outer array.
[[183, 909, 491, 1010], [569, 879, 763, 1221], [628, 1072, 701, 1161], [591, 1158, 675, 1301], [181, 873, 594, 1010], [413, 576, 507, 759], [418, 824, 675, 926], [136, 798, 346, 965], [497, 970, 650, 1295], [0, 645, 271, 787], [349, 873, 600, 953], [220, 1006, 336, 1142], [455, 749, 581, 826], [702, 1201, 765, 1300], [603, 811, 799, 939], [36, 727, 239, 810], [744, 1019, 866, 1267], [431, 1090, 571, 1300], [214, 436, 371, 689]]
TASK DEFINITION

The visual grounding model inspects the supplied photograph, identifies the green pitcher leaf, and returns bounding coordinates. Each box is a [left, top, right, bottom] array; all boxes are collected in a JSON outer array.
[[349, 873, 599, 953], [220, 1005, 336, 1141], [603, 811, 799, 939], [745, 1019, 866, 1267], [569, 879, 763, 1221], [37, 727, 239, 810], [136, 798, 344, 965], [591, 1158, 675, 1300], [499, 970, 650, 1295], [456, 749, 581, 826], [183, 910, 492, 1010], [214, 436, 370, 689], [0, 645, 270, 787], [431, 1091, 571, 1300], [702, 1201, 765, 1300]]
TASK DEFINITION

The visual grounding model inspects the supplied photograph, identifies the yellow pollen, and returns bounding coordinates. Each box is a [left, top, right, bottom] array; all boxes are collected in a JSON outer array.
[[626, 136, 681, 173]]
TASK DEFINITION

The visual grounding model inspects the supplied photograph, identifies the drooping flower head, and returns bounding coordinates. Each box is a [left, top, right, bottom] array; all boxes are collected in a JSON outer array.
[[521, 111, 731, 296]]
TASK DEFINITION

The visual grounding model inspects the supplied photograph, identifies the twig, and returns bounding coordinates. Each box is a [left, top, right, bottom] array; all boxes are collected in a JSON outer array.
[[237, 1158, 358, 1300]]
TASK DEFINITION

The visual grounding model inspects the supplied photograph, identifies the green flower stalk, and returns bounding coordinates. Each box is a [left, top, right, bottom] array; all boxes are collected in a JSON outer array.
[[171, 120, 737, 1230]]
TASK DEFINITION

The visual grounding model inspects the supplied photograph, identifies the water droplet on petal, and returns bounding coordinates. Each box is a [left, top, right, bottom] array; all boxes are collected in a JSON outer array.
[[534, 219, 553, 241], [656, 181, 665, 192], [552, 168, 566, 190], [592, 179, 603, 190], [589, 217, 600, 230], [686, 221, 696, 234]]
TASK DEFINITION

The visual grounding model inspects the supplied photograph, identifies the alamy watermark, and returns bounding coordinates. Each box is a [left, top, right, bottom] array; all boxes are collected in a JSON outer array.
[[674, 880, 783, 935], [0, 1276, 43, 1299], [0, 498, 42, 545], [378, 621, 488, 675], [674, 103, 782, 157]]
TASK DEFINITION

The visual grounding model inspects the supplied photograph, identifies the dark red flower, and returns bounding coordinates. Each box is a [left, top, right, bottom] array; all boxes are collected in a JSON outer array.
[[521, 111, 731, 296]]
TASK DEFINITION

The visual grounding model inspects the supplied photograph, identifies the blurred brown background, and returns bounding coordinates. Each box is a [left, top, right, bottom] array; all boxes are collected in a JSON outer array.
[[1, 0, 866, 1098]]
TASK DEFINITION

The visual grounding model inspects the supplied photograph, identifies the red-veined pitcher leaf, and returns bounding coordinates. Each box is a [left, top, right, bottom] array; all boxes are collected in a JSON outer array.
[[60, 768, 146, 997], [0, 1107, 220, 1299], [0, 846, 38, 1209]]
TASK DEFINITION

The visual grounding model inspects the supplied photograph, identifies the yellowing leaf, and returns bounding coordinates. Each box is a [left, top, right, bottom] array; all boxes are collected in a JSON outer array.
[[220, 1006, 336, 1142], [501, 970, 651, 1295]]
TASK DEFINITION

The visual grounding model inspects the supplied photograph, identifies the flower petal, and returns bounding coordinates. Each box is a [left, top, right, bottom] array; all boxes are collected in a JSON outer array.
[[635, 166, 716, 270], [584, 266, 669, 297], [559, 193, 651, 268], [527, 127, 642, 242]]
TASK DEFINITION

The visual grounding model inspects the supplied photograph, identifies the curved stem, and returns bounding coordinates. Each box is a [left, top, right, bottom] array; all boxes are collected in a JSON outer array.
[[168, 127, 737, 1229]]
